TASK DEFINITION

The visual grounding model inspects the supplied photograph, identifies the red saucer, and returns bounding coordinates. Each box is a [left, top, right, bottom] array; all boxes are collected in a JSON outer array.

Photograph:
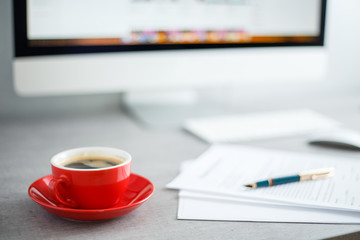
[[28, 173, 154, 221]]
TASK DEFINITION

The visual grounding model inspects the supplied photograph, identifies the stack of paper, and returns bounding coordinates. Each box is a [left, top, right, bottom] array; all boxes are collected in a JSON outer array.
[[167, 145, 360, 223]]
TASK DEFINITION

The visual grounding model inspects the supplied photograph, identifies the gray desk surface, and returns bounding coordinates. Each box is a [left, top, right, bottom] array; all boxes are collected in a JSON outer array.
[[1, 89, 360, 240]]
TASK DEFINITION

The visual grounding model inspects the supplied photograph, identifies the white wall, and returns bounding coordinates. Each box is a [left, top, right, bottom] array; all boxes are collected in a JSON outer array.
[[326, 0, 360, 83]]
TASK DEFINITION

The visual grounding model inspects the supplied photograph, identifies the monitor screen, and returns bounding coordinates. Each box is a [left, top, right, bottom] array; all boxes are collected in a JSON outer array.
[[15, 0, 325, 56], [13, 0, 327, 96]]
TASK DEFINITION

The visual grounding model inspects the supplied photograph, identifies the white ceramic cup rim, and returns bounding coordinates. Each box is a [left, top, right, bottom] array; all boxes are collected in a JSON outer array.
[[51, 147, 131, 171]]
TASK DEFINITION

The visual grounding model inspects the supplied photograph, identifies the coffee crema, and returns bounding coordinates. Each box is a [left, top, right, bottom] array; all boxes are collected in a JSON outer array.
[[61, 156, 124, 169]]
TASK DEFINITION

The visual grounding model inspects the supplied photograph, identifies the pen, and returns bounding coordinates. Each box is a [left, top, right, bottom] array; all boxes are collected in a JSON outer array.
[[244, 167, 335, 188]]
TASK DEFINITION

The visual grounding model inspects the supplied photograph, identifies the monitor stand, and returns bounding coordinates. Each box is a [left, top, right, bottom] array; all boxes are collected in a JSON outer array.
[[121, 88, 234, 128]]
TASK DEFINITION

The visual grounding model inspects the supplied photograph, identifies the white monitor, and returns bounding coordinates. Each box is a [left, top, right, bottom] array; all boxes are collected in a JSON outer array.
[[13, 0, 326, 96], [13, 0, 327, 97]]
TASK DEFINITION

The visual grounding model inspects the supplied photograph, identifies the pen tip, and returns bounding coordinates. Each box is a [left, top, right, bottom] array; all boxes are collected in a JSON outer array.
[[244, 184, 256, 188]]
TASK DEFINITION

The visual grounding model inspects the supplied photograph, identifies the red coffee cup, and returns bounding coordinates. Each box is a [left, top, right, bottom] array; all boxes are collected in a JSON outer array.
[[49, 147, 131, 209]]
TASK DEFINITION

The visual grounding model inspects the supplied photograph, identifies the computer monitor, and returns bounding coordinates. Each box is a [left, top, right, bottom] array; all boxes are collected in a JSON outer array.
[[13, 0, 327, 98]]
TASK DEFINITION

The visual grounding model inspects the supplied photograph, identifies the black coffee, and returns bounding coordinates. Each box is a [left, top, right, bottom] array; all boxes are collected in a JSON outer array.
[[63, 158, 123, 169]]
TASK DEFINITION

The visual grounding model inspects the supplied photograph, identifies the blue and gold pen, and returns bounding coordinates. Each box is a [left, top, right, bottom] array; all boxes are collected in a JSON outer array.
[[244, 167, 335, 188]]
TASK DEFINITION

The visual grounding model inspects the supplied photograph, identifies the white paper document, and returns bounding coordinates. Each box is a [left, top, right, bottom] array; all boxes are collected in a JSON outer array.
[[167, 145, 360, 212], [183, 109, 340, 143], [178, 191, 360, 223]]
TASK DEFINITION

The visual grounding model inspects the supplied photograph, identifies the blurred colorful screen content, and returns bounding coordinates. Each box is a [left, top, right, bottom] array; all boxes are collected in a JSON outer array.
[[27, 0, 322, 47]]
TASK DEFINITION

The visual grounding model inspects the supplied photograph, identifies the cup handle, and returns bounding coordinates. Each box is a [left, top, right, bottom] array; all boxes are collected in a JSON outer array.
[[49, 176, 78, 208]]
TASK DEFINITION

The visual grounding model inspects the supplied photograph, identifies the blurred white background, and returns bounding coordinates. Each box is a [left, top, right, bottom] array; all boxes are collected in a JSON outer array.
[[0, 0, 359, 117]]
